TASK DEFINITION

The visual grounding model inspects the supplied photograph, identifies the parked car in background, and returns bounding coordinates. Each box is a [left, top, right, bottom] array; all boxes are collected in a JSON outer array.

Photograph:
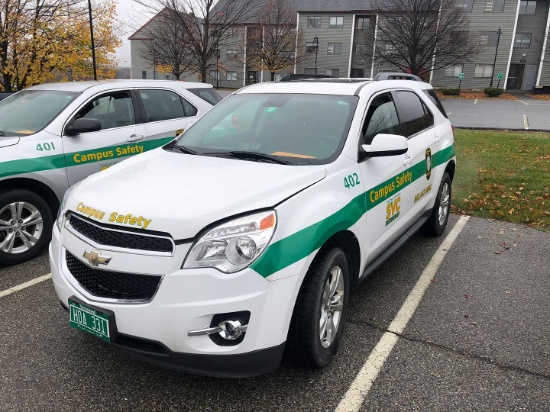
[[279, 74, 332, 81], [0, 92, 13, 102], [373, 72, 422, 81], [0, 80, 220, 266]]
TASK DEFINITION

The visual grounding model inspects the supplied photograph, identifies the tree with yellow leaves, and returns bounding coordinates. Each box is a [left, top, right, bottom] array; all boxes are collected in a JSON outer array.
[[0, 0, 121, 92]]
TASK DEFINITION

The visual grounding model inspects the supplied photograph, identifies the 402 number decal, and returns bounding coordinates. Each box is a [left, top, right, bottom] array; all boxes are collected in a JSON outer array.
[[344, 173, 360, 189], [36, 142, 56, 151]]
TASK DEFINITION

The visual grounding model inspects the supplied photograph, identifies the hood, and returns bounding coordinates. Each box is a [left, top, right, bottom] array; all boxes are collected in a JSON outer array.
[[68, 149, 326, 239], [0, 136, 20, 148]]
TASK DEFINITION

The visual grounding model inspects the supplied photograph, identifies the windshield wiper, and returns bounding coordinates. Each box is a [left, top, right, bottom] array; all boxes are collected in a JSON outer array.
[[209, 150, 292, 165], [164, 142, 197, 155], [0, 131, 5, 137]]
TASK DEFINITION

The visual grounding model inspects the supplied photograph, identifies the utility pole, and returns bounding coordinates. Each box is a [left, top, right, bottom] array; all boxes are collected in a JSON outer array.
[[313, 36, 319, 74], [87, 0, 97, 80]]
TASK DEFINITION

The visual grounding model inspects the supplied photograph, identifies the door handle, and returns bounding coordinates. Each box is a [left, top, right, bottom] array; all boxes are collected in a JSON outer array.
[[434, 134, 440, 143], [127, 134, 144, 142], [403, 155, 413, 166]]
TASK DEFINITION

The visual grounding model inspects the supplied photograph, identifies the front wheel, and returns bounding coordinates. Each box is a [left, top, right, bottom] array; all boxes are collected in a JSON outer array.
[[287, 247, 349, 368], [0, 189, 53, 266], [422, 172, 452, 236]]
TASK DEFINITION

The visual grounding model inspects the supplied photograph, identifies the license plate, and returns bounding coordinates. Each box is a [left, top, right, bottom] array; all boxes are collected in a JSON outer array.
[[69, 298, 111, 342]]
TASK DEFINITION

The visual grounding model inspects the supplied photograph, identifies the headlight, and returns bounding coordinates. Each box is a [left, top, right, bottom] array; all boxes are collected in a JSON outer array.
[[183, 211, 277, 273], [55, 182, 81, 232]]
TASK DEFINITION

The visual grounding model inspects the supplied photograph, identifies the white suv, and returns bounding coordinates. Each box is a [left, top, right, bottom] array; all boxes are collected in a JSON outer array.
[[0, 80, 220, 265], [50, 79, 455, 377]]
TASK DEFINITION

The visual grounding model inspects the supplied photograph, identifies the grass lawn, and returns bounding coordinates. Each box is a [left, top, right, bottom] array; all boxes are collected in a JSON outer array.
[[452, 129, 550, 230]]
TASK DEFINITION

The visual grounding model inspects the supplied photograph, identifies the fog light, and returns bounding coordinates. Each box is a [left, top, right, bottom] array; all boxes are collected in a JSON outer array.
[[218, 320, 247, 340]]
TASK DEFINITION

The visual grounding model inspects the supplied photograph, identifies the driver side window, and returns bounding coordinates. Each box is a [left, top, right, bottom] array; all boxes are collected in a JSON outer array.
[[361, 93, 401, 145]]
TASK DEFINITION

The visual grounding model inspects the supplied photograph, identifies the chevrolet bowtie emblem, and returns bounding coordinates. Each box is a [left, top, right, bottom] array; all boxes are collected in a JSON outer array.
[[83, 250, 112, 267]]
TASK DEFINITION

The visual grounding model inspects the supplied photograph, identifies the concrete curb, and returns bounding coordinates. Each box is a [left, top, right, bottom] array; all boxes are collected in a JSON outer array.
[[455, 127, 550, 133]]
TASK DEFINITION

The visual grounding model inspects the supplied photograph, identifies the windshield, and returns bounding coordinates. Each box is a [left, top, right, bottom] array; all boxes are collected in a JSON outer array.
[[0, 90, 79, 136], [173, 93, 358, 165]]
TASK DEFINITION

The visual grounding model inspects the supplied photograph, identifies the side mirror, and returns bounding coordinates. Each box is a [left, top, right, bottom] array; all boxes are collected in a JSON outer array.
[[65, 118, 101, 136], [361, 134, 408, 158]]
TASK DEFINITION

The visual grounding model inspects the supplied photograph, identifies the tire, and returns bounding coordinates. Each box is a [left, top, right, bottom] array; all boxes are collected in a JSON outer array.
[[287, 247, 349, 368], [0, 189, 53, 266], [422, 172, 452, 237]]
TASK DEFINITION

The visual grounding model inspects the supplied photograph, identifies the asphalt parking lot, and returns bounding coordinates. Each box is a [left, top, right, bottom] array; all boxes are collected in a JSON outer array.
[[1, 215, 549, 411], [441, 97, 550, 131]]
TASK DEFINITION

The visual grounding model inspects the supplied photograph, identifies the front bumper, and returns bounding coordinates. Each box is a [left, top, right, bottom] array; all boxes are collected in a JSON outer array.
[[50, 225, 303, 377]]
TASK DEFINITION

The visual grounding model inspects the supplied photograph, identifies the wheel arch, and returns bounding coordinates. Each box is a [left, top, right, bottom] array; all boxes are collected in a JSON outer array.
[[319, 230, 361, 294], [0, 178, 60, 215], [445, 160, 456, 182]]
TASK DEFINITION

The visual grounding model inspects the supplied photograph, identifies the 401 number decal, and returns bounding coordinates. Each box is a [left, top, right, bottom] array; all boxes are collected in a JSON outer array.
[[344, 173, 360, 189], [36, 142, 56, 151]]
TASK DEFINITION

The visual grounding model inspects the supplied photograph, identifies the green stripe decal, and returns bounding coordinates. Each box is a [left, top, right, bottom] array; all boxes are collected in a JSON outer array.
[[251, 144, 455, 278], [0, 136, 175, 179]]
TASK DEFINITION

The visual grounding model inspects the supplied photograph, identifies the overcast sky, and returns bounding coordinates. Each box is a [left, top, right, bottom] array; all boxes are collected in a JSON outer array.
[[115, 0, 153, 66]]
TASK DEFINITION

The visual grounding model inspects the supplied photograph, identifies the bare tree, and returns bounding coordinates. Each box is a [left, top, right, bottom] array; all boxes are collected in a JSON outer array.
[[136, 0, 260, 83], [138, 9, 193, 79], [365, 0, 483, 76], [244, 0, 308, 81]]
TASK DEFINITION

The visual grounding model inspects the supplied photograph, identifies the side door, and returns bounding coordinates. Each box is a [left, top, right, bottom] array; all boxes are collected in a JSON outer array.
[[393, 90, 437, 221], [62, 90, 148, 186], [135, 89, 200, 150], [357, 91, 409, 260]]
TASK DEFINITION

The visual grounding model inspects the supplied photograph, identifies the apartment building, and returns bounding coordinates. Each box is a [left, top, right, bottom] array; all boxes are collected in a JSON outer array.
[[130, 0, 550, 90]]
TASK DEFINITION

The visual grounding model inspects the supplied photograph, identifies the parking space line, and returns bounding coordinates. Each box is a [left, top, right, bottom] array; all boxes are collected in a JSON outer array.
[[335, 216, 470, 412], [474, 99, 478, 104], [518, 100, 528, 105], [0, 273, 52, 299], [524, 115, 530, 130]]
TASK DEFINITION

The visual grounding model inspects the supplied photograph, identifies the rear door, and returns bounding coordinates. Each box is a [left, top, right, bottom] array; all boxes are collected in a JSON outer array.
[[62, 90, 148, 186], [136, 88, 201, 150], [393, 89, 437, 221]]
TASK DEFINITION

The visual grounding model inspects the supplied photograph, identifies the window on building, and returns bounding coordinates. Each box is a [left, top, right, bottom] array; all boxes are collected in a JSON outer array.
[[474, 64, 494, 77], [308, 16, 321, 28], [514, 33, 532, 48], [227, 71, 237, 81], [355, 44, 368, 56], [227, 50, 238, 59], [306, 42, 319, 52], [356, 17, 370, 30], [480, 31, 500, 46], [209, 70, 219, 80], [445, 64, 463, 77], [326, 69, 340, 77], [164, 73, 171, 80], [139, 89, 197, 122], [329, 16, 344, 29], [384, 43, 396, 53], [141, 71, 147, 79], [519, 0, 536, 14], [485, 0, 505, 12], [456, 0, 474, 13], [304, 68, 317, 74], [327, 42, 342, 55]]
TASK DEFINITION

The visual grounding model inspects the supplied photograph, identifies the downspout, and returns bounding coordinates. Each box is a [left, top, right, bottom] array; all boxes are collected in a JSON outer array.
[[504, 0, 522, 89], [371, 14, 379, 77], [294, 12, 299, 74], [243, 26, 248, 87], [536, 4, 550, 86], [429, 0, 443, 84], [348, 14, 356, 77]]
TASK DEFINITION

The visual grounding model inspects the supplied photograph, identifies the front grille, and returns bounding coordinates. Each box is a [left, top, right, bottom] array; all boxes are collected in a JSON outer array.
[[66, 252, 162, 301], [69, 214, 173, 253]]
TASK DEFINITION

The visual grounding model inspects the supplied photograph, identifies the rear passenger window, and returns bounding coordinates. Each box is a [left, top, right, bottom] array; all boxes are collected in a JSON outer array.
[[188, 88, 223, 105], [139, 89, 198, 122], [361, 93, 402, 145], [423, 89, 447, 118], [396, 91, 434, 137]]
